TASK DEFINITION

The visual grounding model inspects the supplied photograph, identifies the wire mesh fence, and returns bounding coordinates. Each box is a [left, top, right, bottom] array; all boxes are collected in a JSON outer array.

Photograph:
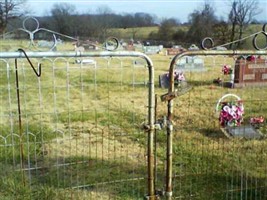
[[163, 51, 267, 200], [1, 49, 267, 200], [0, 52, 154, 200]]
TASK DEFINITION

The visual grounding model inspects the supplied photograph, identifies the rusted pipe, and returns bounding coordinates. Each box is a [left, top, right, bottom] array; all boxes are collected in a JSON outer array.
[[146, 58, 156, 199]]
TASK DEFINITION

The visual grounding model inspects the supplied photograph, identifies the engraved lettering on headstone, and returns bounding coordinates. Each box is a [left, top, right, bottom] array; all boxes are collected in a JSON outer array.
[[175, 56, 206, 72], [262, 74, 267, 80], [243, 74, 255, 80], [234, 58, 267, 87], [143, 45, 163, 54], [248, 64, 267, 69]]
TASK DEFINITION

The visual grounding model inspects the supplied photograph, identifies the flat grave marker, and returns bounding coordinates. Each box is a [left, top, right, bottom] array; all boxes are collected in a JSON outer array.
[[223, 125, 263, 139]]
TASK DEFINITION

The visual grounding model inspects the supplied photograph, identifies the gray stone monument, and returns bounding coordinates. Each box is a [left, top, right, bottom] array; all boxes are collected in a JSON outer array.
[[143, 45, 163, 55], [175, 56, 206, 72]]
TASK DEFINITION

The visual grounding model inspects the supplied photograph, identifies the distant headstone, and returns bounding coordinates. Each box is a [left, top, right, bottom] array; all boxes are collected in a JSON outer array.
[[143, 45, 163, 55], [166, 48, 185, 55], [159, 74, 170, 88], [133, 60, 146, 67], [214, 46, 227, 51], [234, 57, 267, 87], [85, 44, 98, 50], [188, 44, 199, 51], [37, 40, 56, 51], [159, 70, 187, 88], [124, 45, 135, 51], [133, 43, 143, 51], [175, 56, 206, 72]]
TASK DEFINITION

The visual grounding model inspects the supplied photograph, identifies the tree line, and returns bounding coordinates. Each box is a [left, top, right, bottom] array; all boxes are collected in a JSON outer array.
[[0, 0, 263, 49]]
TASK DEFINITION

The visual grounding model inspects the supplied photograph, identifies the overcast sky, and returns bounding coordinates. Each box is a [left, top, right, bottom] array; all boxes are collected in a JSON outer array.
[[27, 0, 267, 23]]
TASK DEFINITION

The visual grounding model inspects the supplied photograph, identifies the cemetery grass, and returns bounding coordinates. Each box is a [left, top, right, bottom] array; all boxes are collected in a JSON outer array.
[[0, 41, 267, 199]]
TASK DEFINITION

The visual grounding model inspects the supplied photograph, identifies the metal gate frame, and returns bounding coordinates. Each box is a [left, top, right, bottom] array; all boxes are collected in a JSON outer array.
[[2, 48, 267, 199], [0, 50, 158, 199], [164, 49, 267, 200]]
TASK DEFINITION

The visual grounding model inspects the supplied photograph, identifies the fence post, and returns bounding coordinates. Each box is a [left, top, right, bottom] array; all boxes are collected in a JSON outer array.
[[146, 59, 157, 200], [165, 57, 177, 200]]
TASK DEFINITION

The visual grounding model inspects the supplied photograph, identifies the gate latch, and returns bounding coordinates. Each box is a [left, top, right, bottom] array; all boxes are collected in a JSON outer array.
[[161, 86, 192, 102], [142, 116, 167, 131], [160, 90, 177, 102]]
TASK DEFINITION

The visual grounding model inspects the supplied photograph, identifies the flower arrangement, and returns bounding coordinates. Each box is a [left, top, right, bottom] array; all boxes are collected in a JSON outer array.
[[250, 116, 265, 128], [166, 69, 186, 84], [246, 55, 256, 62], [219, 100, 244, 127], [174, 69, 185, 82], [222, 65, 233, 75]]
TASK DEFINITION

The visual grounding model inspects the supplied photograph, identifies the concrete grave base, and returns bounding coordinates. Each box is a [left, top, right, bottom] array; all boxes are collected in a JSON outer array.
[[221, 125, 263, 139]]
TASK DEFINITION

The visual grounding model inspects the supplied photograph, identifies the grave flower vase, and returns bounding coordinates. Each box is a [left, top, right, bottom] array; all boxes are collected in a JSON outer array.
[[215, 94, 263, 139], [230, 73, 235, 88]]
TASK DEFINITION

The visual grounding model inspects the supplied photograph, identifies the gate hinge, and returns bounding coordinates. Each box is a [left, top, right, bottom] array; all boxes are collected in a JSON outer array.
[[160, 90, 177, 102], [142, 123, 162, 131], [144, 194, 160, 200], [142, 117, 167, 131], [161, 86, 192, 102]]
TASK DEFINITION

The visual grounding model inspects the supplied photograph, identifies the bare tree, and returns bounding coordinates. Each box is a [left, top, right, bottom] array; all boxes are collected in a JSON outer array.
[[187, 1, 217, 44], [50, 3, 77, 35], [228, 0, 261, 48], [95, 5, 114, 41], [158, 18, 178, 41], [0, 0, 26, 33], [213, 21, 231, 45]]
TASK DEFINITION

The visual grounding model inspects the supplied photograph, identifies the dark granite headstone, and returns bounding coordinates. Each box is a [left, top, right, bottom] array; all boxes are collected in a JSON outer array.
[[159, 73, 188, 89], [159, 74, 170, 88], [166, 48, 185, 55]]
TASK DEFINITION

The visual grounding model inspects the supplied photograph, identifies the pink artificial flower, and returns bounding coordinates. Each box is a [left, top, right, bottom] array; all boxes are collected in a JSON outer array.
[[222, 65, 233, 75], [174, 69, 186, 82], [250, 116, 265, 124], [247, 55, 256, 62], [219, 100, 244, 127]]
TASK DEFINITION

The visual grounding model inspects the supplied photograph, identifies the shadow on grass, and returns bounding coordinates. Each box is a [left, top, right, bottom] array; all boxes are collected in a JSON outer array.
[[172, 173, 267, 200], [0, 156, 149, 200], [198, 127, 227, 139]]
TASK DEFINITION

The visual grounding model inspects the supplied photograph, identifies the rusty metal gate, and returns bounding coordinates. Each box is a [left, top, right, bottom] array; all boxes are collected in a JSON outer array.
[[0, 50, 158, 199], [160, 44, 267, 199], [0, 16, 160, 200], [2, 48, 267, 200]]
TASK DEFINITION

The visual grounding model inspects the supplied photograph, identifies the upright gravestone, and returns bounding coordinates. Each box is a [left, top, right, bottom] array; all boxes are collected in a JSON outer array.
[[159, 74, 170, 88], [175, 56, 206, 72], [234, 57, 267, 87], [159, 70, 187, 88], [143, 45, 163, 55], [166, 47, 185, 55]]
